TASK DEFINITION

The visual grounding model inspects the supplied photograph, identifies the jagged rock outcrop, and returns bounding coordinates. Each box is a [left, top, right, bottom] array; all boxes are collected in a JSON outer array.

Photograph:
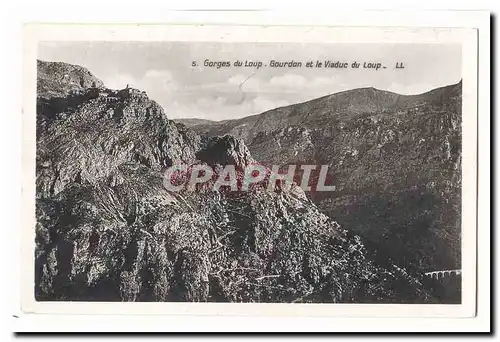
[[37, 60, 105, 99], [35, 60, 435, 303], [36, 68, 201, 198]]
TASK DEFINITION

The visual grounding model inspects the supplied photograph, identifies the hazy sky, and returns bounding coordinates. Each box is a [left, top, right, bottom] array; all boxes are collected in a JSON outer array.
[[39, 42, 461, 121]]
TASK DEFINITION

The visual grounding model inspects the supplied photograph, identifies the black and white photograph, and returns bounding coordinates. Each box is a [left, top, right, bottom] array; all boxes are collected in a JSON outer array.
[[0, 2, 490, 333], [33, 39, 466, 305], [13, 20, 484, 325]]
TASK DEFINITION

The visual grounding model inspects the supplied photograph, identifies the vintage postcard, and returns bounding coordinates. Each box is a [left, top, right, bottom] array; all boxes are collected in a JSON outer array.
[[21, 23, 479, 318]]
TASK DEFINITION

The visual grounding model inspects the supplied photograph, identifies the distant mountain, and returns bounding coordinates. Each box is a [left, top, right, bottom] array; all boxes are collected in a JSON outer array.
[[181, 83, 461, 142], [183, 83, 462, 281], [35, 60, 435, 303], [174, 118, 218, 128]]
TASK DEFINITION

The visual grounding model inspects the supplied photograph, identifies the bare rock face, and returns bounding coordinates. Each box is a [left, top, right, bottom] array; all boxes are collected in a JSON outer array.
[[37, 60, 105, 99], [36, 82, 201, 198], [35, 61, 435, 303], [197, 135, 255, 168]]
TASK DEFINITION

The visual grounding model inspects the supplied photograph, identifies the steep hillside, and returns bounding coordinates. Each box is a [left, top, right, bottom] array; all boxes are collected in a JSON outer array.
[[35, 61, 435, 303], [182, 83, 462, 278]]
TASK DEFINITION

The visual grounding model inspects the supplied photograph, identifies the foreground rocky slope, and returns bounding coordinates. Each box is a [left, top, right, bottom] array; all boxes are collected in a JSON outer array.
[[35, 60, 436, 302], [177, 83, 462, 279]]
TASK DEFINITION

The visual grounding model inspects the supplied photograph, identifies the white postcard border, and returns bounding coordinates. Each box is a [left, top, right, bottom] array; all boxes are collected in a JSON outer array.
[[20, 20, 481, 321]]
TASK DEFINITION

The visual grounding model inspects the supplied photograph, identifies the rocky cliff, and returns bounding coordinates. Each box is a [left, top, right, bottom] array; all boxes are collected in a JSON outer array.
[[35, 60, 435, 303]]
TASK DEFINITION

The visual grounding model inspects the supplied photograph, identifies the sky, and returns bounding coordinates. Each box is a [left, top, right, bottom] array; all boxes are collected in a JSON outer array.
[[38, 42, 462, 121]]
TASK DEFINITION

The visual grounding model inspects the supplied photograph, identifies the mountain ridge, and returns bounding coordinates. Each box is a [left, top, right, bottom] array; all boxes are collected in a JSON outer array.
[[175, 80, 461, 125], [175, 81, 462, 143]]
